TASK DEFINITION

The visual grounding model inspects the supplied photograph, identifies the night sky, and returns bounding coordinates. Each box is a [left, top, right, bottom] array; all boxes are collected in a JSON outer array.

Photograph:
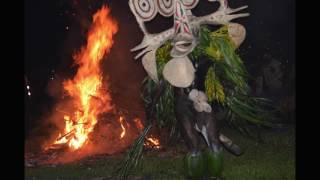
[[25, 0, 295, 136]]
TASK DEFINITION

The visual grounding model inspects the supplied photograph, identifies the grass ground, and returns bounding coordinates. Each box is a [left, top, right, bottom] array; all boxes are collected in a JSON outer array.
[[25, 127, 295, 180]]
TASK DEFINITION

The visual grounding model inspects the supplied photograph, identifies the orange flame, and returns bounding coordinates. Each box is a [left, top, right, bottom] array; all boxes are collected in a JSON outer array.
[[52, 5, 118, 151], [119, 116, 126, 139]]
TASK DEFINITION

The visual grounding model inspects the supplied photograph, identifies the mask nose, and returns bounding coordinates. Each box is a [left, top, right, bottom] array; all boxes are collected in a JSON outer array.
[[171, 0, 198, 57], [174, 0, 193, 37]]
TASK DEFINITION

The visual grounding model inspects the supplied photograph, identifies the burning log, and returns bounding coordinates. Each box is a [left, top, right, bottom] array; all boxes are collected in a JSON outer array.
[[56, 129, 75, 142]]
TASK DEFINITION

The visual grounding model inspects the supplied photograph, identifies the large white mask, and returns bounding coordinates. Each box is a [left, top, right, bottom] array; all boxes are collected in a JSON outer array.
[[129, 0, 249, 87]]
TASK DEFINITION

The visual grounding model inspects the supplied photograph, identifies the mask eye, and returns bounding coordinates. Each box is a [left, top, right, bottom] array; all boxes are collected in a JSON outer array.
[[144, 15, 173, 34], [191, 0, 219, 17]]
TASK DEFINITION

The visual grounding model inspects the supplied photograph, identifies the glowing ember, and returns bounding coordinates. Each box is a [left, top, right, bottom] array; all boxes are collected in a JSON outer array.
[[145, 136, 161, 149], [50, 5, 118, 151], [147, 138, 160, 146], [119, 116, 126, 139]]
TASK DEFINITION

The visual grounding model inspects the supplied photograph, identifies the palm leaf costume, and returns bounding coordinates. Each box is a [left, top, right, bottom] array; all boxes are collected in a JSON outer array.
[[119, 25, 273, 179], [120, 0, 276, 179]]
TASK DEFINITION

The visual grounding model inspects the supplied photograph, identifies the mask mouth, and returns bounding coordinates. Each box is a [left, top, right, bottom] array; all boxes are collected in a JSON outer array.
[[175, 41, 193, 52], [170, 34, 198, 57]]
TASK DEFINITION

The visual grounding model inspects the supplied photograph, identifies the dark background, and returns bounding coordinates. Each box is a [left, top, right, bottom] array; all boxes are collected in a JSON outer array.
[[25, 0, 295, 137]]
